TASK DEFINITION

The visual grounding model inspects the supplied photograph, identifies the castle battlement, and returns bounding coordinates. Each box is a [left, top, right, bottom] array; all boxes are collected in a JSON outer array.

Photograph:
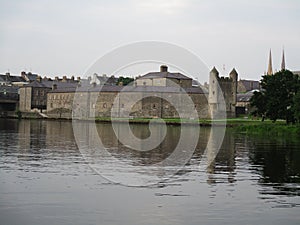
[[218, 76, 232, 81]]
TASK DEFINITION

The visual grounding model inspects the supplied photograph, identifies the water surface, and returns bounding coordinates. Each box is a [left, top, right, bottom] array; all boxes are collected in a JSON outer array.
[[0, 119, 299, 225]]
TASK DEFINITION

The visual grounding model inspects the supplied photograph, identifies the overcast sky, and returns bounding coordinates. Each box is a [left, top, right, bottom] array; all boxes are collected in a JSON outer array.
[[1, 0, 299, 82]]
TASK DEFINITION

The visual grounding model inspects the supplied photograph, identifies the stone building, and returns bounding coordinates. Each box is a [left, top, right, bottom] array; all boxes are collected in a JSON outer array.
[[237, 80, 260, 93], [236, 91, 255, 115], [47, 85, 209, 119], [136, 65, 192, 88], [47, 66, 210, 119], [46, 65, 238, 119], [19, 76, 78, 112]]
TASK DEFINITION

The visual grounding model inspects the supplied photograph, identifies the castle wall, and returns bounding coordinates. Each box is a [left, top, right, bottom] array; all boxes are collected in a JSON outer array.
[[46, 90, 210, 119]]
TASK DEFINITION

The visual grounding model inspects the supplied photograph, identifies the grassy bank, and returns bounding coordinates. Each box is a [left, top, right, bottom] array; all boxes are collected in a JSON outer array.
[[232, 122, 300, 136], [11, 114, 300, 136], [94, 117, 209, 125]]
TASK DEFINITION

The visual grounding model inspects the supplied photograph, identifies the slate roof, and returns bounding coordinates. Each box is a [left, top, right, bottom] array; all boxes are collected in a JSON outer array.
[[237, 91, 255, 102], [23, 80, 79, 89], [50, 84, 206, 94], [25, 72, 38, 82], [0, 74, 27, 83], [139, 71, 192, 80]]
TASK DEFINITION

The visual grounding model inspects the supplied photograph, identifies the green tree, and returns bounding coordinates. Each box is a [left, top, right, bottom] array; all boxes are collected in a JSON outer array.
[[292, 91, 300, 123], [117, 76, 134, 86], [250, 69, 300, 123], [250, 91, 266, 120]]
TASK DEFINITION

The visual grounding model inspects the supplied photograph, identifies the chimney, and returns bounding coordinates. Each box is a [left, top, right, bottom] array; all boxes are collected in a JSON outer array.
[[62, 76, 67, 82], [52, 84, 57, 90], [160, 65, 168, 72], [5, 72, 10, 76], [36, 76, 41, 82], [55, 76, 59, 81], [71, 76, 74, 81], [77, 77, 81, 81]]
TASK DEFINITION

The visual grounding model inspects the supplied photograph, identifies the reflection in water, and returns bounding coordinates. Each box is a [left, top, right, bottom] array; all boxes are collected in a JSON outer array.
[[0, 119, 300, 225], [73, 121, 203, 186], [205, 129, 236, 185], [248, 137, 300, 196], [0, 119, 299, 192]]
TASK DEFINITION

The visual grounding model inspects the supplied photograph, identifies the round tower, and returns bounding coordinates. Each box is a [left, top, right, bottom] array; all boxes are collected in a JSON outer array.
[[229, 68, 238, 116]]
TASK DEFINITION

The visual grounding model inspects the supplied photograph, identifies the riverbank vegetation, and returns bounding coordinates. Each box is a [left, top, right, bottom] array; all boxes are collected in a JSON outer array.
[[250, 69, 300, 124], [232, 122, 300, 137]]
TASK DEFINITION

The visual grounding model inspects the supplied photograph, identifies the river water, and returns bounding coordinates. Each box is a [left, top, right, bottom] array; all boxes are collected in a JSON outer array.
[[0, 119, 299, 225]]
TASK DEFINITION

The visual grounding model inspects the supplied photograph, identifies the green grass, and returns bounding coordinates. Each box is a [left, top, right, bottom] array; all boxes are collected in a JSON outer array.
[[94, 117, 203, 124], [92, 117, 300, 136], [232, 122, 300, 137]]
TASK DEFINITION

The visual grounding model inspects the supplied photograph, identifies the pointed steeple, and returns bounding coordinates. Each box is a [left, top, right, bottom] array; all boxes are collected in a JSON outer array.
[[281, 48, 286, 70], [267, 49, 273, 75]]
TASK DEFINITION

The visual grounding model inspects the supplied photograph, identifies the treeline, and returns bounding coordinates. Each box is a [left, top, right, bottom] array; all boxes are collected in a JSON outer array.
[[251, 69, 300, 124]]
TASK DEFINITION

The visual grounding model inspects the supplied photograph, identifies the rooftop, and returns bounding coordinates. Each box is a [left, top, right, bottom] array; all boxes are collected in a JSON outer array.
[[138, 65, 192, 80], [49, 84, 206, 94], [23, 79, 79, 89]]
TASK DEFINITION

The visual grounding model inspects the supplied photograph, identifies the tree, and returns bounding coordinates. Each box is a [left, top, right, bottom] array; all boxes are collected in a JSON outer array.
[[117, 76, 134, 86], [250, 69, 300, 123], [292, 91, 300, 123], [250, 91, 266, 120]]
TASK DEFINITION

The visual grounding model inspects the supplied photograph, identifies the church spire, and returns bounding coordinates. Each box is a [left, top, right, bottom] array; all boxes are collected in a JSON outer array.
[[267, 49, 273, 75], [281, 48, 286, 70]]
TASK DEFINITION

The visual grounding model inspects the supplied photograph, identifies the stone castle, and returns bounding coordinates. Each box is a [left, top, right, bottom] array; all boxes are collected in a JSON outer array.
[[18, 65, 238, 119]]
